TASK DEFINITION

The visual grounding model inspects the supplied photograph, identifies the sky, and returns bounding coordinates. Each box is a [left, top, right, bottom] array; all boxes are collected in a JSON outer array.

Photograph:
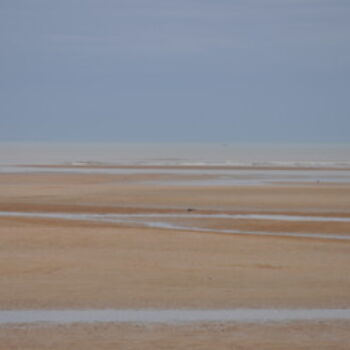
[[0, 0, 349, 143]]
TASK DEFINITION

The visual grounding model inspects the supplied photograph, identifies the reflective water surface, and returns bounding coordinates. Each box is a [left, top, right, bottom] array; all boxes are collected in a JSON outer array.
[[1, 211, 349, 241], [1, 309, 350, 325]]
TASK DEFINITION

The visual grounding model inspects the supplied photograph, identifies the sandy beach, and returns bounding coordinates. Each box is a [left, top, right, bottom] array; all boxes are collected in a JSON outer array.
[[0, 168, 350, 348], [3, 0, 350, 344], [1, 321, 350, 350]]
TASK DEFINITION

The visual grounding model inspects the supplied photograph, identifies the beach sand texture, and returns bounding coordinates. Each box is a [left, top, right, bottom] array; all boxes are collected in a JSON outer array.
[[1, 321, 350, 350], [0, 169, 349, 348]]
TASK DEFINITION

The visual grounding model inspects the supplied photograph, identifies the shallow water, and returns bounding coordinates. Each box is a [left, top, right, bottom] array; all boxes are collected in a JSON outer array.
[[0, 309, 350, 325], [1, 165, 350, 185], [95, 213, 350, 222], [1, 143, 349, 185], [1, 211, 349, 241], [1, 143, 350, 167], [1, 211, 350, 222]]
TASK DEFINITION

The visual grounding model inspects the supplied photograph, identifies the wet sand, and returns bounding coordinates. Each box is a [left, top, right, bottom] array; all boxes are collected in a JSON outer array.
[[1, 216, 350, 309], [1, 211, 350, 241], [0, 170, 350, 347], [1, 172, 350, 212], [1, 321, 350, 350]]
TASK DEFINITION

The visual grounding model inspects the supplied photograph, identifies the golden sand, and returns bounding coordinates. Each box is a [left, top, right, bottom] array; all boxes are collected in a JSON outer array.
[[1, 321, 350, 350], [0, 171, 349, 348]]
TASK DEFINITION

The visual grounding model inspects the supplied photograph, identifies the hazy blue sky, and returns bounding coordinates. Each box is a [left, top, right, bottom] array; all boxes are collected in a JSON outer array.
[[0, 0, 349, 142]]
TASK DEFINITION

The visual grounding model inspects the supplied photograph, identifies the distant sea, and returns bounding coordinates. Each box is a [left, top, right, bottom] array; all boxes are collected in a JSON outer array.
[[0, 143, 349, 168]]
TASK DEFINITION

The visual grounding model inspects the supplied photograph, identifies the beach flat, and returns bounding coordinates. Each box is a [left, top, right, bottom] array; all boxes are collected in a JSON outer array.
[[0, 169, 349, 348]]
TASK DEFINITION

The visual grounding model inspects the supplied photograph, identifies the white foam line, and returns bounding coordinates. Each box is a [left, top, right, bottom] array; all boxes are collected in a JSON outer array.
[[1, 211, 349, 241], [0, 309, 350, 325]]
